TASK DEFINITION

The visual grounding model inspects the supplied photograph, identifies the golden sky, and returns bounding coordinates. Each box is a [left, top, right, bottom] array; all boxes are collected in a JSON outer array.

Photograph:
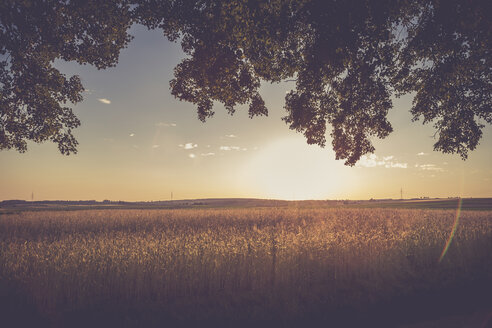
[[1, 26, 491, 201]]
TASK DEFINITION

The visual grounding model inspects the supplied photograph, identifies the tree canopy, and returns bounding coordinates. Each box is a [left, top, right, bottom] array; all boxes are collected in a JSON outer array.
[[1, 0, 490, 165]]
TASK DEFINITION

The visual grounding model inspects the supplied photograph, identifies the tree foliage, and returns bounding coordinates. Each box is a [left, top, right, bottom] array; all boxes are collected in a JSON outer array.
[[0, 0, 133, 154], [1, 0, 490, 164]]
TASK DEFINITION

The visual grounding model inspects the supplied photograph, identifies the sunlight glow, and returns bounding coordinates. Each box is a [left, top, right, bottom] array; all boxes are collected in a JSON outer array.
[[242, 137, 353, 200]]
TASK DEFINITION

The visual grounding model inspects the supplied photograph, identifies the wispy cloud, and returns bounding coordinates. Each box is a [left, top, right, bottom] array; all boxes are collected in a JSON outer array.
[[225, 134, 237, 138], [201, 152, 215, 156], [98, 98, 111, 104], [179, 143, 198, 150], [129, 133, 135, 137], [417, 152, 427, 156], [357, 154, 407, 169], [156, 122, 177, 127], [415, 163, 443, 172], [386, 162, 408, 168], [151, 145, 160, 149], [188, 153, 196, 158], [220, 146, 243, 151]]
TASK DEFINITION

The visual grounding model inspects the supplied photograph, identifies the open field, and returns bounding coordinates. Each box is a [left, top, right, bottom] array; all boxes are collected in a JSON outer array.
[[347, 198, 492, 211], [1, 197, 491, 213], [1, 207, 492, 327]]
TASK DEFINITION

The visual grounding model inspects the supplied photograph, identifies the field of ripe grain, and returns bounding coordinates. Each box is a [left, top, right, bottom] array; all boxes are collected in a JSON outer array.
[[1, 208, 491, 327]]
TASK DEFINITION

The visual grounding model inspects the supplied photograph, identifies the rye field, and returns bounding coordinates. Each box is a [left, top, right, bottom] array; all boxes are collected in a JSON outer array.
[[1, 207, 491, 327]]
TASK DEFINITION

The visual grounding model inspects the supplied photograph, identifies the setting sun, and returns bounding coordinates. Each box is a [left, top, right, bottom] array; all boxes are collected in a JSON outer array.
[[243, 137, 353, 200]]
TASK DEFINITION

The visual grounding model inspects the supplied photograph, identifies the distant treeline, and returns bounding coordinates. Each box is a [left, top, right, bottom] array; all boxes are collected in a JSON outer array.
[[1, 198, 491, 212], [0, 200, 114, 206], [0, 198, 329, 207]]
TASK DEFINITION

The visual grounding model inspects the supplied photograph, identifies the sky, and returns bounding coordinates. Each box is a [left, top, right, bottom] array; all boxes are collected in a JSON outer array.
[[1, 25, 491, 201]]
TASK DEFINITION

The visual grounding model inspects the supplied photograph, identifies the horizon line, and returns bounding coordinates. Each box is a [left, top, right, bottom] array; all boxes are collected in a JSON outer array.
[[2, 196, 487, 203]]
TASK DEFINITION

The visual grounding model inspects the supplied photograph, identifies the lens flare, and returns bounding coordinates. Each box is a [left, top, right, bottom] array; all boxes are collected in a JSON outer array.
[[438, 198, 462, 263]]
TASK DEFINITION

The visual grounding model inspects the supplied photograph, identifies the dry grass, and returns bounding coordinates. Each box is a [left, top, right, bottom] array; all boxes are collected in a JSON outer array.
[[1, 207, 491, 327]]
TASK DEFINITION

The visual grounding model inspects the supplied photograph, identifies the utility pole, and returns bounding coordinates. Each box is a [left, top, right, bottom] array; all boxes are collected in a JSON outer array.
[[31, 191, 34, 201], [171, 191, 173, 201], [400, 187, 403, 200]]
